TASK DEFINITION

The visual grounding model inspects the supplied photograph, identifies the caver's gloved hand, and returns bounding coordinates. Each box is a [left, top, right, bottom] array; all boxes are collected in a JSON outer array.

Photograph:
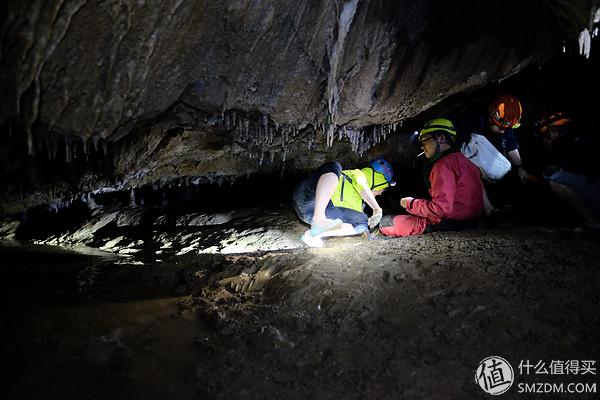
[[400, 197, 414, 209], [517, 166, 530, 183], [368, 208, 383, 229]]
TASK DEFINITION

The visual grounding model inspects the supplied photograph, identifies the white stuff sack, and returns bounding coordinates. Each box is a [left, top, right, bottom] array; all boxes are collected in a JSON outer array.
[[461, 133, 511, 181]]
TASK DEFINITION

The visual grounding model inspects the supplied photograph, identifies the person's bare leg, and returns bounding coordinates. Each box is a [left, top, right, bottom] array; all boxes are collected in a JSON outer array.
[[311, 172, 340, 228], [549, 181, 600, 226]]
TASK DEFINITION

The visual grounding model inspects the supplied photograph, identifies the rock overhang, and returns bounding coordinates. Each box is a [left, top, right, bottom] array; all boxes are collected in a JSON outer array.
[[1, 0, 598, 215]]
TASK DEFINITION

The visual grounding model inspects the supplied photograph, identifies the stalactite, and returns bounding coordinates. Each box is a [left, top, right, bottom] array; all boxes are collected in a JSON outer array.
[[92, 134, 100, 152], [49, 134, 58, 160], [129, 189, 136, 207], [205, 107, 399, 169], [65, 137, 71, 164], [27, 129, 34, 156], [83, 140, 89, 161]]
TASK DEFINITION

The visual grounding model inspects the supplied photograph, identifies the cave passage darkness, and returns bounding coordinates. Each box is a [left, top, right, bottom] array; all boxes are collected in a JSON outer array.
[[2, 2, 600, 399]]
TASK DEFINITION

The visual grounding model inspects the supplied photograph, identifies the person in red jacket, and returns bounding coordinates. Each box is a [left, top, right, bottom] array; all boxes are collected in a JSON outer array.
[[380, 118, 483, 237]]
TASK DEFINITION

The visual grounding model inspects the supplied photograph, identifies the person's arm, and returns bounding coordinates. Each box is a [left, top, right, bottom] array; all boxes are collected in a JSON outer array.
[[402, 162, 456, 220], [504, 130, 529, 182], [354, 174, 383, 228], [507, 148, 522, 167], [360, 187, 383, 228], [353, 173, 382, 214], [507, 149, 529, 182], [359, 187, 382, 214]]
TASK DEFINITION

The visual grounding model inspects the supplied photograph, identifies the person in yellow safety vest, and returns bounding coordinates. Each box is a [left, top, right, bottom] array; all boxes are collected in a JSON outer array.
[[293, 159, 396, 247]]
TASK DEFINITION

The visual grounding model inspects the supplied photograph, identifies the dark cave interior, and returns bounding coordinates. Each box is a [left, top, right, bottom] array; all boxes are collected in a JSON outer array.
[[2, 2, 600, 399]]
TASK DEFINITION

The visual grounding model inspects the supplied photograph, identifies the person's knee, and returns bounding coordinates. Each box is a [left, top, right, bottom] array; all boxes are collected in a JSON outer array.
[[379, 215, 395, 228], [379, 215, 427, 237], [549, 180, 573, 197], [548, 180, 563, 191]]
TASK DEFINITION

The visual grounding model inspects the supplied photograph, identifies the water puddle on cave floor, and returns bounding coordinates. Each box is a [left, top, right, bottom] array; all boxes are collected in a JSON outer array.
[[1, 244, 208, 400]]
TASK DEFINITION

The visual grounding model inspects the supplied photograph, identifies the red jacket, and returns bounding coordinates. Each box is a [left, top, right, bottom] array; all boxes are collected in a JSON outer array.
[[406, 152, 483, 223]]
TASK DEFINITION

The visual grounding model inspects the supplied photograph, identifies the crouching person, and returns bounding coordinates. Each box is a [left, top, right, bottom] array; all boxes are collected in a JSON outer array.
[[535, 112, 600, 229], [293, 159, 395, 247], [380, 119, 483, 237]]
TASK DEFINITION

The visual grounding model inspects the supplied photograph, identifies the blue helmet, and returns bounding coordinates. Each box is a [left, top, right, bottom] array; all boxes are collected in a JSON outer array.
[[370, 158, 396, 187]]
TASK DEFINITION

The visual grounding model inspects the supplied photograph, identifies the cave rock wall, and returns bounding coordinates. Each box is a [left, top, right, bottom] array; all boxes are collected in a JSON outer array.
[[1, 0, 590, 214]]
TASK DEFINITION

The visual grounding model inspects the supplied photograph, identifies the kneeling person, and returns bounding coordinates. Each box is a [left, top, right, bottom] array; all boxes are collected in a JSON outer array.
[[294, 159, 395, 247], [380, 119, 483, 237]]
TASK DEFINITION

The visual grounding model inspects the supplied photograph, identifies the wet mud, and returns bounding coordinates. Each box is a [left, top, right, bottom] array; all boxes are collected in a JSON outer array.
[[2, 212, 600, 399]]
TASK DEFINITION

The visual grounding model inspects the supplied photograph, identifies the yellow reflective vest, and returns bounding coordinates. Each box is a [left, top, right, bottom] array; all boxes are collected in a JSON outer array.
[[330, 169, 368, 212]]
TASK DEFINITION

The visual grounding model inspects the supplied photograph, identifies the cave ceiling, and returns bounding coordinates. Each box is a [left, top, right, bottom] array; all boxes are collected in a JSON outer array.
[[0, 0, 598, 214]]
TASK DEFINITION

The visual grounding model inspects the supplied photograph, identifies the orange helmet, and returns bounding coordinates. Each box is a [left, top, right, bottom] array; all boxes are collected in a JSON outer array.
[[489, 94, 522, 129], [535, 112, 571, 134]]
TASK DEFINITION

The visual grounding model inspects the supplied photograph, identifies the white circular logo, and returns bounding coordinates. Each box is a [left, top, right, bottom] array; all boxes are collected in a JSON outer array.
[[475, 356, 514, 395]]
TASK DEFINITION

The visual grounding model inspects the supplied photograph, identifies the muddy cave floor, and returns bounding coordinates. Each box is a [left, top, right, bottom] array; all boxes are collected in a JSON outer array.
[[2, 206, 600, 400]]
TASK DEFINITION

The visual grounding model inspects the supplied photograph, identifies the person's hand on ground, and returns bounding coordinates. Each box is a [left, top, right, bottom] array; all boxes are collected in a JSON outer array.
[[368, 208, 383, 229]]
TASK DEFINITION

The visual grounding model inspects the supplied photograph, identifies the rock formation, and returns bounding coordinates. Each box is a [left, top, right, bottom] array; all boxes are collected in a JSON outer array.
[[1, 0, 598, 214]]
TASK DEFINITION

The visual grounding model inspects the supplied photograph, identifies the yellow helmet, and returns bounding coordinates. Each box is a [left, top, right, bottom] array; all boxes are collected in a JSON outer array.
[[419, 118, 457, 141]]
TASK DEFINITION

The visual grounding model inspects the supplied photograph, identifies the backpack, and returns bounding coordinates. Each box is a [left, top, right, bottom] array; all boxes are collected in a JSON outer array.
[[461, 133, 511, 181]]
